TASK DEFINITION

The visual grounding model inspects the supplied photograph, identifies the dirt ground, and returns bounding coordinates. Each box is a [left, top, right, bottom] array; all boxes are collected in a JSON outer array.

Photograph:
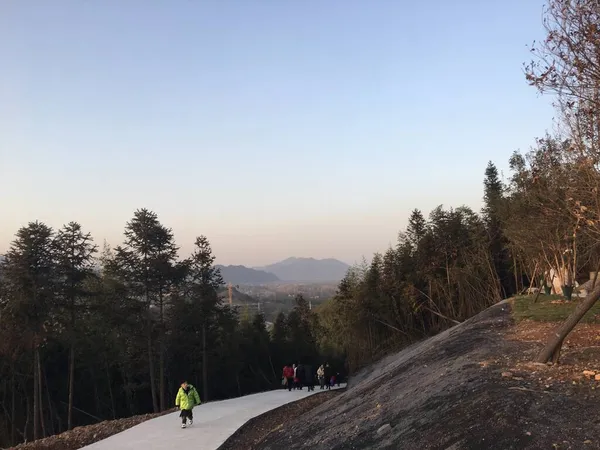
[[7, 408, 177, 450], [247, 301, 600, 450]]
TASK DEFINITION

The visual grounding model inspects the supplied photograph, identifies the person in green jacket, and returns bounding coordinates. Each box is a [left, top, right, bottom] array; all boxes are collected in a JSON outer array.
[[175, 380, 201, 428]]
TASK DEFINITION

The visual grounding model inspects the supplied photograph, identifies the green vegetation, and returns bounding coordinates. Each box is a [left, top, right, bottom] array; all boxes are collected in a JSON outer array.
[[513, 295, 600, 324]]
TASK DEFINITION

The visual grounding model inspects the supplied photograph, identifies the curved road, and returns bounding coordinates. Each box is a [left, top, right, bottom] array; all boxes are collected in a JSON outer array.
[[82, 385, 345, 450]]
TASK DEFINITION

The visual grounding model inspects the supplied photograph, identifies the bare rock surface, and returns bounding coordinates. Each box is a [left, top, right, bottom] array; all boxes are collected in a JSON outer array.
[[253, 301, 600, 450]]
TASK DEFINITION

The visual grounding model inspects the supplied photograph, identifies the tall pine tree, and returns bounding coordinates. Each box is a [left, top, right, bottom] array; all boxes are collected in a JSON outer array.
[[483, 161, 512, 297], [53, 222, 97, 430], [2, 222, 56, 440], [187, 235, 224, 401], [109, 208, 168, 413]]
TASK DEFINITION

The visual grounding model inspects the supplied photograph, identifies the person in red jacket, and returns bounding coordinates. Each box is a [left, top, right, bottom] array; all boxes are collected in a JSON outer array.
[[282, 364, 295, 392]]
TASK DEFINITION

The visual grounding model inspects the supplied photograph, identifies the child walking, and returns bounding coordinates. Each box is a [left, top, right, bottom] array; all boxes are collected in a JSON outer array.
[[175, 380, 201, 428]]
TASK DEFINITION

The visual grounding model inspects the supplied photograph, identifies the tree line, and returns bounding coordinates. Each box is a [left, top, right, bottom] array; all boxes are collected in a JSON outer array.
[[0, 209, 331, 447], [317, 165, 509, 372], [319, 0, 600, 371]]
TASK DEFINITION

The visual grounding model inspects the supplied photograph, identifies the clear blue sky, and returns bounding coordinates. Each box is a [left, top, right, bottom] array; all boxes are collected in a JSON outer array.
[[0, 0, 555, 266]]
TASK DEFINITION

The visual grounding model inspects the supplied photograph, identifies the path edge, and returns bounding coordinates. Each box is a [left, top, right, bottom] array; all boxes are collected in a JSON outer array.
[[216, 387, 346, 450]]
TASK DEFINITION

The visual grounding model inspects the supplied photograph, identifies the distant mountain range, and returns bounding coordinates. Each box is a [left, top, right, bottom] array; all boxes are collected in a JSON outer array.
[[216, 265, 280, 284], [0, 255, 348, 284], [255, 257, 350, 282], [216, 258, 350, 284]]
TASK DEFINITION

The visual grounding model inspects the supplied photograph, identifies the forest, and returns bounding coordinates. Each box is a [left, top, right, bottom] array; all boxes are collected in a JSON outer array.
[[0, 211, 333, 447], [2, 0, 600, 447]]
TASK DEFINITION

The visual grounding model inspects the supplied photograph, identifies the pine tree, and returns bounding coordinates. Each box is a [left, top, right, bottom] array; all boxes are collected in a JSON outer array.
[[187, 235, 224, 402], [109, 208, 167, 413], [2, 222, 56, 441], [271, 311, 289, 369], [287, 295, 319, 363], [53, 222, 97, 430], [483, 161, 512, 297], [151, 225, 179, 411], [406, 209, 427, 250]]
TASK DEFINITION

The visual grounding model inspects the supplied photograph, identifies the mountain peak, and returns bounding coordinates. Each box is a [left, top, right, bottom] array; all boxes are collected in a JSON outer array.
[[257, 257, 349, 282], [216, 265, 279, 284]]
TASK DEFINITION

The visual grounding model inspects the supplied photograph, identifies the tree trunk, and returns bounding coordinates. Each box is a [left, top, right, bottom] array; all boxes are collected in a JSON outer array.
[[159, 340, 165, 412], [91, 368, 101, 418], [33, 349, 39, 441], [202, 323, 208, 402], [159, 289, 165, 412], [44, 367, 55, 435], [513, 254, 519, 294], [536, 281, 600, 363], [67, 343, 75, 430], [121, 371, 134, 416], [37, 351, 46, 438], [147, 331, 158, 413], [105, 357, 116, 420], [24, 382, 31, 442], [11, 361, 16, 446]]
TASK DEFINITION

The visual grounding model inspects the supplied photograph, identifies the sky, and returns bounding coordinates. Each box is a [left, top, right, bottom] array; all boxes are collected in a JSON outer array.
[[0, 0, 556, 267]]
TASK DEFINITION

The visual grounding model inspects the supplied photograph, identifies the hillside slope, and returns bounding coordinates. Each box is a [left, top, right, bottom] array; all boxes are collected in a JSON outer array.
[[257, 257, 349, 282], [217, 285, 257, 304], [216, 265, 279, 284], [255, 301, 600, 450]]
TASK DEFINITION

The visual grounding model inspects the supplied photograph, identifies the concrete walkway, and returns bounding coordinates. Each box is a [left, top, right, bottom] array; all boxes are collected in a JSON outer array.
[[82, 385, 345, 450]]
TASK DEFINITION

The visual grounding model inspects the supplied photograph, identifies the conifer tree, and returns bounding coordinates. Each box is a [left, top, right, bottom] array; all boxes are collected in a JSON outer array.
[[53, 222, 97, 429], [2, 222, 56, 441], [187, 235, 224, 401], [109, 208, 167, 413], [483, 162, 512, 297]]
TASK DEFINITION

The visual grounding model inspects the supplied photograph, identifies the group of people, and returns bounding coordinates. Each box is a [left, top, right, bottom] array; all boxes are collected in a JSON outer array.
[[174, 364, 344, 430], [282, 363, 341, 392]]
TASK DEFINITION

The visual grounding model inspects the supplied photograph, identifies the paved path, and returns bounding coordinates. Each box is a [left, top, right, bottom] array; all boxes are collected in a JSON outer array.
[[82, 385, 345, 450]]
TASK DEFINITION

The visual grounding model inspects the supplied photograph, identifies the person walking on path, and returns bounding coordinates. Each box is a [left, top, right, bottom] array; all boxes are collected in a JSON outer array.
[[304, 364, 315, 391], [317, 365, 325, 390], [324, 363, 332, 390], [283, 364, 295, 392], [175, 380, 201, 428], [296, 363, 305, 390]]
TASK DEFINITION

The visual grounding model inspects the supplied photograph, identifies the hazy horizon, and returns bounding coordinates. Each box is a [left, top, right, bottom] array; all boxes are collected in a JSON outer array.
[[1, 1, 555, 266]]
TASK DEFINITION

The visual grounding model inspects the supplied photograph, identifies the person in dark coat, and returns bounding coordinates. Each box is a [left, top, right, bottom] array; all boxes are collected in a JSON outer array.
[[324, 363, 332, 390], [296, 363, 305, 390], [303, 364, 315, 391]]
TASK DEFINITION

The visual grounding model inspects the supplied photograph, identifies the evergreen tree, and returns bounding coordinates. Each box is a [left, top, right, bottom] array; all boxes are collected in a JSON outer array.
[[483, 161, 512, 297], [187, 235, 224, 401], [150, 224, 179, 411], [2, 222, 56, 440], [406, 209, 427, 250], [271, 311, 289, 368], [287, 295, 319, 363], [108, 208, 168, 413], [53, 222, 97, 430]]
